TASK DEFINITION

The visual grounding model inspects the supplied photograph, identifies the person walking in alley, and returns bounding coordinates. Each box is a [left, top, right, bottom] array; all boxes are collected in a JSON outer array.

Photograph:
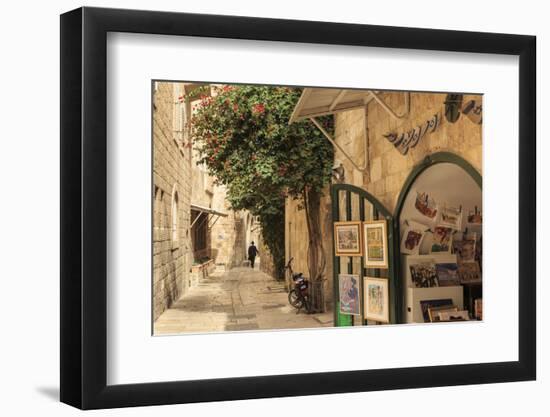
[[248, 241, 259, 269]]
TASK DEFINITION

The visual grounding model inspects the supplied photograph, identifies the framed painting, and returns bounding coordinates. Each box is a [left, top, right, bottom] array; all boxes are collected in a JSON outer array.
[[338, 274, 362, 316], [334, 221, 363, 256], [363, 277, 389, 323], [363, 220, 389, 269], [61, 6, 535, 410]]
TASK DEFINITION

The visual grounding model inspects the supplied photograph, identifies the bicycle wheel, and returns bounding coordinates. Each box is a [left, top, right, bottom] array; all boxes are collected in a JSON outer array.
[[288, 289, 304, 309]]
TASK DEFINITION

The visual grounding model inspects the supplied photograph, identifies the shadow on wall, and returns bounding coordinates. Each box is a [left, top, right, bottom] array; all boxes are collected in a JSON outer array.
[[163, 250, 178, 309], [210, 248, 219, 264]]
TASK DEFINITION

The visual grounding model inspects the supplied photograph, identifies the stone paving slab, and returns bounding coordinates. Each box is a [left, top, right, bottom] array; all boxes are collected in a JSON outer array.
[[154, 266, 333, 335]]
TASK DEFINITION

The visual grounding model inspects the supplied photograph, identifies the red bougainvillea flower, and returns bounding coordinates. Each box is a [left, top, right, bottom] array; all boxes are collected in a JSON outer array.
[[222, 85, 233, 92], [252, 103, 266, 114]]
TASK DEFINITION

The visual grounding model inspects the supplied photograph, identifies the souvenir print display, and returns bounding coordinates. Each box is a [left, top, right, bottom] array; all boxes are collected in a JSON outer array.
[[429, 305, 459, 322], [410, 260, 439, 288], [363, 277, 389, 323], [339, 274, 361, 316], [467, 206, 482, 224], [435, 262, 460, 286], [438, 310, 470, 321], [430, 226, 453, 253], [419, 299, 454, 323], [363, 220, 388, 269], [400, 220, 427, 255], [453, 232, 477, 263], [458, 262, 482, 283], [474, 298, 483, 320], [334, 221, 362, 256], [439, 206, 463, 230], [414, 191, 438, 220]]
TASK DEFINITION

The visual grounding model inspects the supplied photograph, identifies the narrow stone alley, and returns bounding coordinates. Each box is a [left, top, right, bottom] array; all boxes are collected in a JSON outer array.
[[154, 262, 333, 335]]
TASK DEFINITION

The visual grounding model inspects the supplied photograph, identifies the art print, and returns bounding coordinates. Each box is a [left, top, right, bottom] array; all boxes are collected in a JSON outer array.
[[339, 274, 361, 316], [458, 262, 482, 283], [439, 206, 463, 230], [435, 262, 460, 286], [453, 232, 477, 263], [400, 220, 427, 255], [419, 298, 454, 323], [364, 277, 389, 322], [410, 260, 439, 288], [363, 220, 389, 268], [414, 191, 438, 220], [334, 221, 362, 256], [430, 226, 453, 253]]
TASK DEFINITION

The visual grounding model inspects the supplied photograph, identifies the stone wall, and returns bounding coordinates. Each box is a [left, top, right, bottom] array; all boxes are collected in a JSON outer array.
[[364, 92, 482, 212], [210, 184, 250, 269], [152, 82, 193, 321]]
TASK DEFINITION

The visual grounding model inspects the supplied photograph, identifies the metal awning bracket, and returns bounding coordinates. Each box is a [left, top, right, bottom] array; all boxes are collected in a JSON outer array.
[[309, 117, 368, 173], [190, 211, 204, 228], [369, 91, 410, 119]]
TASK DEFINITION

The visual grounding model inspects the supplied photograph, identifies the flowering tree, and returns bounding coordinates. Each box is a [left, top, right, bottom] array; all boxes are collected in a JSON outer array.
[[192, 85, 334, 311]]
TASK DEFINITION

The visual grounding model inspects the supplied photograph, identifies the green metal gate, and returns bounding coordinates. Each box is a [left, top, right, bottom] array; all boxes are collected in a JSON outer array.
[[331, 184, 399, 326]]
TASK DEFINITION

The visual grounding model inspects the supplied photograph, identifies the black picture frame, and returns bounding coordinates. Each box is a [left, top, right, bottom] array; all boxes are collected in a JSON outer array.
[[60, 6, 536, 410]]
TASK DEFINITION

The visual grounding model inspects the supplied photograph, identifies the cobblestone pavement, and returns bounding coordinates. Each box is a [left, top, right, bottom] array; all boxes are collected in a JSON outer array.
[[154, 264, 333, 335]]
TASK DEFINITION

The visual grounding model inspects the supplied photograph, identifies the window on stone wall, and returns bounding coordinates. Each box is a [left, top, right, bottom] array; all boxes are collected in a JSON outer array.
[[171, 191, 179, 245]]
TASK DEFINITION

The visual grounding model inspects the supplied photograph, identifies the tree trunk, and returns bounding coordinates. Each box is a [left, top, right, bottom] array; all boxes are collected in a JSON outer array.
[[303, 187, 326, 313]]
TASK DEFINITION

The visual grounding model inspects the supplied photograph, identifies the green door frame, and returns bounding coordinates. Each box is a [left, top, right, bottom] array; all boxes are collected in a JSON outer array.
[[331, 183, 398, 326], [393, 151, 482, 323]]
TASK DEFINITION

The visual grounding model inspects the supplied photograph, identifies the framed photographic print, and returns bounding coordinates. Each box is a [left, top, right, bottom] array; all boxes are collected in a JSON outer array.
[[339, 274, 361, 316], [363, 277, 389, 323], [334, 221, 363, 256], [363, 220, 389, 268], [61, 6, 535, 410]]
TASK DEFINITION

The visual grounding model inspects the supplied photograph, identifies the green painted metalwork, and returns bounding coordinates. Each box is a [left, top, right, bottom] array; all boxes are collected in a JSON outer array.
[[331, 183, 397, 326], [393, 152, 482, 323]]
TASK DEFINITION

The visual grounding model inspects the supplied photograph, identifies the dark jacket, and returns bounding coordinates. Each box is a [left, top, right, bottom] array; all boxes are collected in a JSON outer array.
[[248, 245, 258, 258]]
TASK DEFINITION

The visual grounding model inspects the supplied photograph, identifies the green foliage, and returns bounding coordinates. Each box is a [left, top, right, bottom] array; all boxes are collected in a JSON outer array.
[[192, 85, 334, 276]]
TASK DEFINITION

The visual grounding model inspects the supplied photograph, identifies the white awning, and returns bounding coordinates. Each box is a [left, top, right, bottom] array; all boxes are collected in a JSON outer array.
[[288, 88, 410, 175], [289, 88, 374, 123], [289, 88, 410, 124], [190, 203, 228, 218]]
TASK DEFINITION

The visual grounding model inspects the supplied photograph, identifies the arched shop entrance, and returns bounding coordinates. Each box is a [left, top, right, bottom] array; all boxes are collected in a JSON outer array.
[[394, 152, 482, 323], [333, 152, 482, 326]]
